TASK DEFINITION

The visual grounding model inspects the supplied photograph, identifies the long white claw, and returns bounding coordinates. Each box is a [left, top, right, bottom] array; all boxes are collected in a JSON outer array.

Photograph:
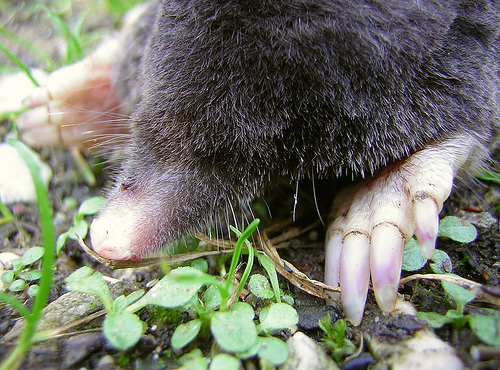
[[370, 224, 405, 312], [413, 196, 440, 259], [324, 230, 343, 302], [340, 232, 370, 325]]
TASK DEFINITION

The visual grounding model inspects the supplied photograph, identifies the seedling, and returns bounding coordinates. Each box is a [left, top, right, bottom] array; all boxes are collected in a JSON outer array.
[[318, 314, 355, 363], [1, 246, 45, 297], [418, 281, 500, 346]]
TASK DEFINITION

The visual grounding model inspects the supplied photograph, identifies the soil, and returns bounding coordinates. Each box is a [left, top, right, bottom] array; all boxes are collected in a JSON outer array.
[[0, 1, 499, 369]]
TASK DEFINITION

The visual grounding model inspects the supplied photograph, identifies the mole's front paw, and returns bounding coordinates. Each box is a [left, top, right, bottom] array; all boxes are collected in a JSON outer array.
[[324, 135, 482, 325], [16, 38, 129, 149]]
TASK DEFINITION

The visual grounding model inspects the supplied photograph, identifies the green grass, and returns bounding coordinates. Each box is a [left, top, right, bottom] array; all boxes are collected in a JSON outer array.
[[0, 140, 56, 370]]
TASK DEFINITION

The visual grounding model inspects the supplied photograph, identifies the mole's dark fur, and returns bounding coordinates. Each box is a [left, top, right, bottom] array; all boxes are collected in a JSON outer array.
[[108, 0, 499, 247]]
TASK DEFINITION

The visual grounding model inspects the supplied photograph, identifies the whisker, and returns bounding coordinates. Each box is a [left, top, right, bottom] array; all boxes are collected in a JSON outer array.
[[311, 175, 325, 225]]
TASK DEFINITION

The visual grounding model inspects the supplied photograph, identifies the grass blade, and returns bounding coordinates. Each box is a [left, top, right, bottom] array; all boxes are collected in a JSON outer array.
[[0, 43, 40, 87], [0, 139, 55, 370]]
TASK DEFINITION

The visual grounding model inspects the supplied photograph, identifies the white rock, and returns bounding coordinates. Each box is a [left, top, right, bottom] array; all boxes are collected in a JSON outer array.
[[0, 142, 52, 204], [280, 331, 339, 370]]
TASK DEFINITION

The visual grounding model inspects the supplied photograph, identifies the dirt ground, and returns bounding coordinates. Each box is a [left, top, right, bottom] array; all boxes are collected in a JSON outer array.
[[0, 1, 499, 369]]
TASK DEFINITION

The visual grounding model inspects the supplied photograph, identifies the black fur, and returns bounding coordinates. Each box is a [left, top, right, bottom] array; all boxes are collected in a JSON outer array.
[[108, 0, 499, 249]]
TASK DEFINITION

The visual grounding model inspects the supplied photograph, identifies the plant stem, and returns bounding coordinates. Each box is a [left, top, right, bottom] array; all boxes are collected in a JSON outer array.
[[224, 219, 260, 293]]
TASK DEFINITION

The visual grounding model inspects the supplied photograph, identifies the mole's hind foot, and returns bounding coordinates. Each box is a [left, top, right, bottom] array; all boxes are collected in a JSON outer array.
[[14, 37, 129, 149], [324, 134, 485, 325]]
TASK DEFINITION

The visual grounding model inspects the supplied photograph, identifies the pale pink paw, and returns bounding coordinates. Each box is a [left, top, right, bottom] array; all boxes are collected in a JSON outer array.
[[325, 135, 481, 325], [15, 38, 129, 149]]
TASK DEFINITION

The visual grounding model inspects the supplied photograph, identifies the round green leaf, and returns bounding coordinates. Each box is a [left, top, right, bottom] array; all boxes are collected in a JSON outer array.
[[469, 311, 500, 346], [178, 348, 207, 369], [65, 266, 93, 282], [65, 270, 110, 298], [211, 311, 258, 353], [438, 216, 477, 243], [2, 270, 14, 284], [417, 311, 454, 328], [12, 258, 22, 271], [21, 247, 44, 266], [257, 337, 289, 366], [191, 258, 208, 273], [27, 284, 39, 297], [104, 312, 144, 351], [171, 319, 202, 349], [402, 238, 427, 272], [204, 284, 222, 311], [113, 295, 129, 313], [63, 196, 78, 210], [68, 219, 89, 240], [9, 279, 27, 292], [19, 269, 43, 281], [259, 303, 298, 331], [209, 353, 241, 370], [230, 302, 255, 322], [442, 281, 475, 314], [65, 269, 114, 311], [77, 196, 106, 216], [249, 274, 274, 299], [56, 232, 69, 255], [135, 267, 203, 308], [430, 249, 452, 274]]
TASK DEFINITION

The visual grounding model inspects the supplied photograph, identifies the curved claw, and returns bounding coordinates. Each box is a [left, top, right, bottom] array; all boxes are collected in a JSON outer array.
[[340, 232, 370, 325], [413, 197, 440, 259], [370, 224, 405, 312], [324, 230, 343, 302]]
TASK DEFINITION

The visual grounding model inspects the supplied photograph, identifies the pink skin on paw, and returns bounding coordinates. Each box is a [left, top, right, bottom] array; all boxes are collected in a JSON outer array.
[[16, 39, 129, 149], [18, 75, 128, 149]]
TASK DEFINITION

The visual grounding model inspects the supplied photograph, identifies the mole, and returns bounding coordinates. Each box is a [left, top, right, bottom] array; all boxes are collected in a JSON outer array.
[[15, 0, 499, 325]]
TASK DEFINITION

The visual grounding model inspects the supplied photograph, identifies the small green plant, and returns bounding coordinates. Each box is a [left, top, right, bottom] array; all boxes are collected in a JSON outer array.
[[56, 196, 106, 255], [417, 281, 500, 346], [318, 315, 355, 363], [65, 219, 299, 366], [1, 247, 45, 297]]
